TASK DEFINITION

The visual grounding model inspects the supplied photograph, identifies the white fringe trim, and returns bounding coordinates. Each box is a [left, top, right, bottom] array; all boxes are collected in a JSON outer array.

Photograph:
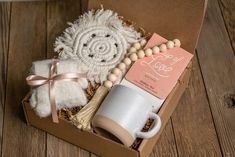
[[54, 9, 141, 84]]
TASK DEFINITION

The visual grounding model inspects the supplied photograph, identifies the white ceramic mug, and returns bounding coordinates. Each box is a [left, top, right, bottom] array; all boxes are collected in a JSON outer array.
[[92, 85, 161, 146]]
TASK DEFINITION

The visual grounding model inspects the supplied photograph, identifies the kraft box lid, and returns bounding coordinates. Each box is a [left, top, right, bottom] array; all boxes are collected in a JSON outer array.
[[87, 0, 207, 53]]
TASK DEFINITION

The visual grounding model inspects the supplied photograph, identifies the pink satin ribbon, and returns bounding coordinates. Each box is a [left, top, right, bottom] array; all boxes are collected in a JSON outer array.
[[26, 60, 87, 123]]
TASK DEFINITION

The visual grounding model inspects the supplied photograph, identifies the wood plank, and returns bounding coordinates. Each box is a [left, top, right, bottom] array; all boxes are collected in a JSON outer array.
[[47, 0, 81, 58], [90, 154, 99, 157], [1, 2, 46, 157], [46, 1, 90, 156], [0, 2, 11, 156], [217, 0, 235, 52], [79, 149, 90, 157], [81, 0, 88, 13], [197, 0, 235, 155], [150, 120, 178, 157], [47, 135, 89, 157], [171, 58, 222, 156]]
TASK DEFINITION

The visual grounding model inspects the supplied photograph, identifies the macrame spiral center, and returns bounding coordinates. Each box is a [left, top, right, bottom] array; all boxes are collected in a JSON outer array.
[[73, 26, 127, 69]]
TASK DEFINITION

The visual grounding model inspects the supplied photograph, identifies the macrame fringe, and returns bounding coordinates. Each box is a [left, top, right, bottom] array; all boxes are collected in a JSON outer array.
[[54, 9, 140, 55], [54, 9, 141, 84]]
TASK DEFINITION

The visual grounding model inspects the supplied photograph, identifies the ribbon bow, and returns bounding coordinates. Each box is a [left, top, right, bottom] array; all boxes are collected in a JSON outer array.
[[26, 60, 87, 123]]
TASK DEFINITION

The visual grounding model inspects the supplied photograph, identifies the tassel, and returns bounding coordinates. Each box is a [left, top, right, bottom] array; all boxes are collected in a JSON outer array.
[[70, 86, 109, 131]]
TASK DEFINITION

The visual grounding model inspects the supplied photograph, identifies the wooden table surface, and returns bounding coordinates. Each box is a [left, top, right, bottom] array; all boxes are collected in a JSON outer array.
[[0, 0, 234, 156]]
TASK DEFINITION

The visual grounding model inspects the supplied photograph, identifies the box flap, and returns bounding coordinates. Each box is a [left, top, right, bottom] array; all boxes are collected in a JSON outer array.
[[87, 0, 207, 53], [137, 63, 192, 157], [22, 100, 139, 157], [22, 93, 32, 125]]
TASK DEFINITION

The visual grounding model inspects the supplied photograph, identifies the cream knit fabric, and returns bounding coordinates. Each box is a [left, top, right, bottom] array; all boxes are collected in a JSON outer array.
[[30, 59, 88, 118]]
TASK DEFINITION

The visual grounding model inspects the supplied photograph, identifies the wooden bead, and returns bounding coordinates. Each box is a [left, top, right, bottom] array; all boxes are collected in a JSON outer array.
[[140, 39, 147, 46], [123, 57, 132, 65], [129, 47, 137, 53], [166, 41, 174, 49], [118, 62, 126, 70], [152, 46, 160, 54], [104, 80, 113, 88], [145, 48, 153, 57], [130, 53, 138, 61], [133, 42, 141, 50], [173, 39, 181, 47], [108, 74, 117, 82], [137, 50, 145, 58], [159, 44, 167, 52], [112, 68, 121, 76]]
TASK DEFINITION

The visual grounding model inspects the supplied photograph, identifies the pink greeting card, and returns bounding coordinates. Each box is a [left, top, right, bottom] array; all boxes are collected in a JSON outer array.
[[125, 33, 193, 99]]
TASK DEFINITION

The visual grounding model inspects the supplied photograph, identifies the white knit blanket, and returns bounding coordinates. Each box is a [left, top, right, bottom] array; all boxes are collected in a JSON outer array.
[[29, 59, 88, 118]]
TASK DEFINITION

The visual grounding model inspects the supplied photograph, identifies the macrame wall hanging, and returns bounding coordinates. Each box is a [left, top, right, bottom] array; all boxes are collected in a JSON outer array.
[[55, 9, 141, 84]]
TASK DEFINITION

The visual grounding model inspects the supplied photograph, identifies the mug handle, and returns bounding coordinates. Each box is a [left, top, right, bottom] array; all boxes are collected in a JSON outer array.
[[135, 112, 161, 139]]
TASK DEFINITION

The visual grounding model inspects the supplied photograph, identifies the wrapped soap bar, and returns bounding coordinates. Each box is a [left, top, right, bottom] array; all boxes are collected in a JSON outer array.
[[28, 59, 88, 118]]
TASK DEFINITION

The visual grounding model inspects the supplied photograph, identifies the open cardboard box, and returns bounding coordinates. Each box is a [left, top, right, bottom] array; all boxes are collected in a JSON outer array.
[[22, 0, 207, 156]]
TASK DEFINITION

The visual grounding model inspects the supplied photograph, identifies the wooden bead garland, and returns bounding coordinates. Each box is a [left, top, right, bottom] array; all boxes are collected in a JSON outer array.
[[130, 53, 138, 61], [133, 42, 141, 50], [123, 57, 132, 65], [166, 41, 174, 49], [173, 39, 181, 47], [112, 68, 121, 75], [140, 39, 147, 46], [129, 47, 137, 53], [159, 44, 167, 52], [152, 46, 160, 54], [104, 80, 113, 88], [145, 48, 153, 57], [104, 39, 181, 88], [137, 50, 145, 58], [118, 62, 126, 70], [108, 74, 117, 82]]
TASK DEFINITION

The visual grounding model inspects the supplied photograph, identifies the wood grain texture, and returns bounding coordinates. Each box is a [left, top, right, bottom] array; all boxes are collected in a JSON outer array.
[[47, 135, 89, 157], [46, 1, 90, 156], [197, 0, 235, 157], [150, 120, 178, 157], [2, 0, 235, 156], [197, 0, 235, 156], [1, 2, 46, 157], [218, 0, 235, 52], [47, 0, 81, 58], [90, 154, 99, 157], [171, 58, 222, 156], [80, 0, 88, 13], [0, 2, 10, 108], [0, 2, 11, 156], [79, 149, 91, 157]]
